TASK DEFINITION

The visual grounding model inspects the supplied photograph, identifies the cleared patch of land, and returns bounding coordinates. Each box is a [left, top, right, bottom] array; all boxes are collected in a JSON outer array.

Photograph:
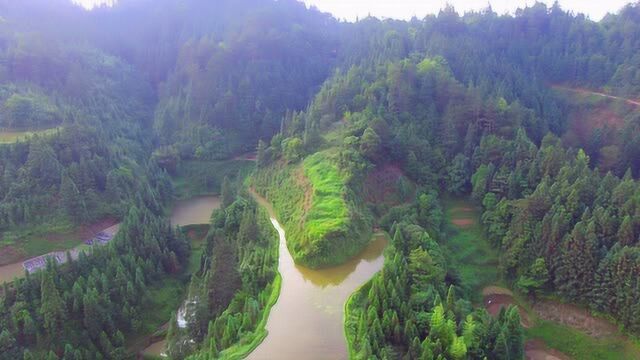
[[0, 127, 61, 144], [363, 163, 414, 205], [525, 339, 571, 360], [533, 300, 617, 338], [443, 197, 498, 295], [552, 86, 640, 107], [0, 217, 118, 266], [481, 285, 640, 360]]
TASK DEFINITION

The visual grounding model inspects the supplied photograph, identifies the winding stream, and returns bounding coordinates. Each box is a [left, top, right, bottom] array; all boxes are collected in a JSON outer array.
[[248, 192, 387, 360]]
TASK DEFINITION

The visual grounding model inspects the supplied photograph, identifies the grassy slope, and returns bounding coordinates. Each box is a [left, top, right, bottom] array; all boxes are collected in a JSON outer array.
[[253, 151, 371, 268], [442, 197, 499, 299], [302, 152, 350, 244], [526, 321, 640, 360]]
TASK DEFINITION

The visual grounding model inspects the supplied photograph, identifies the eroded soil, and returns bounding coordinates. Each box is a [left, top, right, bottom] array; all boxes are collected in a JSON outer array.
[[532, 300, 617, 338]]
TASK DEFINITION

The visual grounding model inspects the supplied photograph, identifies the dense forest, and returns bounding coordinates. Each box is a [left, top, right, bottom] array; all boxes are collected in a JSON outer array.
[[1, 0, 640, 359]]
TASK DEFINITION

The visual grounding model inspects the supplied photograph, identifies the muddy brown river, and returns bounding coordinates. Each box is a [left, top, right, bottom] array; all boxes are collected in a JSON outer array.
[[247, 192, 387, 360]]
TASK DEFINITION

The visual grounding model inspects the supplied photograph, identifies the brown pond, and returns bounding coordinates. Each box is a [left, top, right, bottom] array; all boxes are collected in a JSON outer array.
[[247, 191, 387, 360], [169, 195, 221, 227]]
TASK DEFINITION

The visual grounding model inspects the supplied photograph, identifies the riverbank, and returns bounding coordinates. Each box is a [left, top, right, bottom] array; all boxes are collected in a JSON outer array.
[[251, 152, 373, 268], [247, 190, 386, 359], [0, 221, 120, 284], [343, 233, 390, 359]]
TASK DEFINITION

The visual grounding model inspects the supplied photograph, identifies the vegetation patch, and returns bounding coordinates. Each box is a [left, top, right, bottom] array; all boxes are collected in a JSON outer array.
[[171, 160, 254, 199], [526, 321, 640, 360], [363, 163, 414, 207], [253, 151, 372, 268], [0, 218, 118, 266], [443, 197, 499, 297], [0, 127, 61, 144]]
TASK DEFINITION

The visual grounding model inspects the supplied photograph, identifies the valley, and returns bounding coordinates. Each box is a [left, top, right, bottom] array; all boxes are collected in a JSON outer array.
[[2, 1, 640, 359]]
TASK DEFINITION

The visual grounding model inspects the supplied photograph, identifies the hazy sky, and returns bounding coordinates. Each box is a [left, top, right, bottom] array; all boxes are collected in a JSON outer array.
[[73, 0, 631, 21], [302, 0, 630, 21]]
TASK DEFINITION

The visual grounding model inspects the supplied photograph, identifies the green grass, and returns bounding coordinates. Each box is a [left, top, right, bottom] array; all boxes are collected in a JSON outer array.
[[138, 277, 187, 336], [252, 151, 372, 268], [526, 321, 640, 360], [171, 159, 254, 199], [0, 221, 85, 265], [0, 127, 61, 144], [303, 152, 350, 241], [442, 197, 499, 298], [128, 228, 208, 352]]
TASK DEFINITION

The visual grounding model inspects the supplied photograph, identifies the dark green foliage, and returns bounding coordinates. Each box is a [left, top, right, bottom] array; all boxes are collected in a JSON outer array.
[[167, 195, 278, 359], [0, 203, 190, 358], [2, 0, 640, 357], [345, 222, 523, 360]]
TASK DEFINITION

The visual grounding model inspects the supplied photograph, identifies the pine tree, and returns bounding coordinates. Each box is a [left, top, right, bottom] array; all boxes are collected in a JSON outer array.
[[449, 336, 468, 360], [221, 176, 234, 208], [506, 307, 524, 359], [60, 173, 87, 223], [40, 271, 65, 337], [256, 139, 268, 167]]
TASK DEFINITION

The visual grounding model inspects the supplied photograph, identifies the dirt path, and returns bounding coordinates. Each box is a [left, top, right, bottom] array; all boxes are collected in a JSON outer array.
[[526, 340, 571, 360], [482, 286, 532, 328], [232, 152, 257, 161], [553, 85, 640, 107], [532, 300, 617, 338], [482, 286, 571, 360], [449, 205, 476, 228]]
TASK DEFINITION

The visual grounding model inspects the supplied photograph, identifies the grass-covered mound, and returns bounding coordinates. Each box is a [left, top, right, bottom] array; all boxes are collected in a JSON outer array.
[[253, 151, 372, 268]]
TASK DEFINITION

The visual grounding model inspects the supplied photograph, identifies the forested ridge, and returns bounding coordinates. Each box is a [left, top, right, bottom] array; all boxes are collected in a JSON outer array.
[[1, 0, 640, 359]]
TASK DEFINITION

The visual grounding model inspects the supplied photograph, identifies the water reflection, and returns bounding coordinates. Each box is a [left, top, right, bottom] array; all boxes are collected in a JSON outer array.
[[248, 191, 387, 360], [169, 195, 221, 226]]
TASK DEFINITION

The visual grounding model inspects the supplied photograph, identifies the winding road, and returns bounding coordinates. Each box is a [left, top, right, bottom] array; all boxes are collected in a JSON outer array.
[[553, 85, 640, 107]]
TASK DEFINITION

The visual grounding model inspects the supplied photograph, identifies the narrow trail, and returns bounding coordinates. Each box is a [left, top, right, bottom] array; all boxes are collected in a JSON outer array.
[[552, 85, 640, 107]]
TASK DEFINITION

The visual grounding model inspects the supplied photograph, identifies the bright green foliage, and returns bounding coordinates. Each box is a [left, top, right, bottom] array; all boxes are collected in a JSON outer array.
[[282, 137, 304, 163], [516, 258, 549, 296], [345, 223, 524, 360], [4, 0, 640, 358], [40, 271, 65, 337], [253, 151, 372, 268]]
